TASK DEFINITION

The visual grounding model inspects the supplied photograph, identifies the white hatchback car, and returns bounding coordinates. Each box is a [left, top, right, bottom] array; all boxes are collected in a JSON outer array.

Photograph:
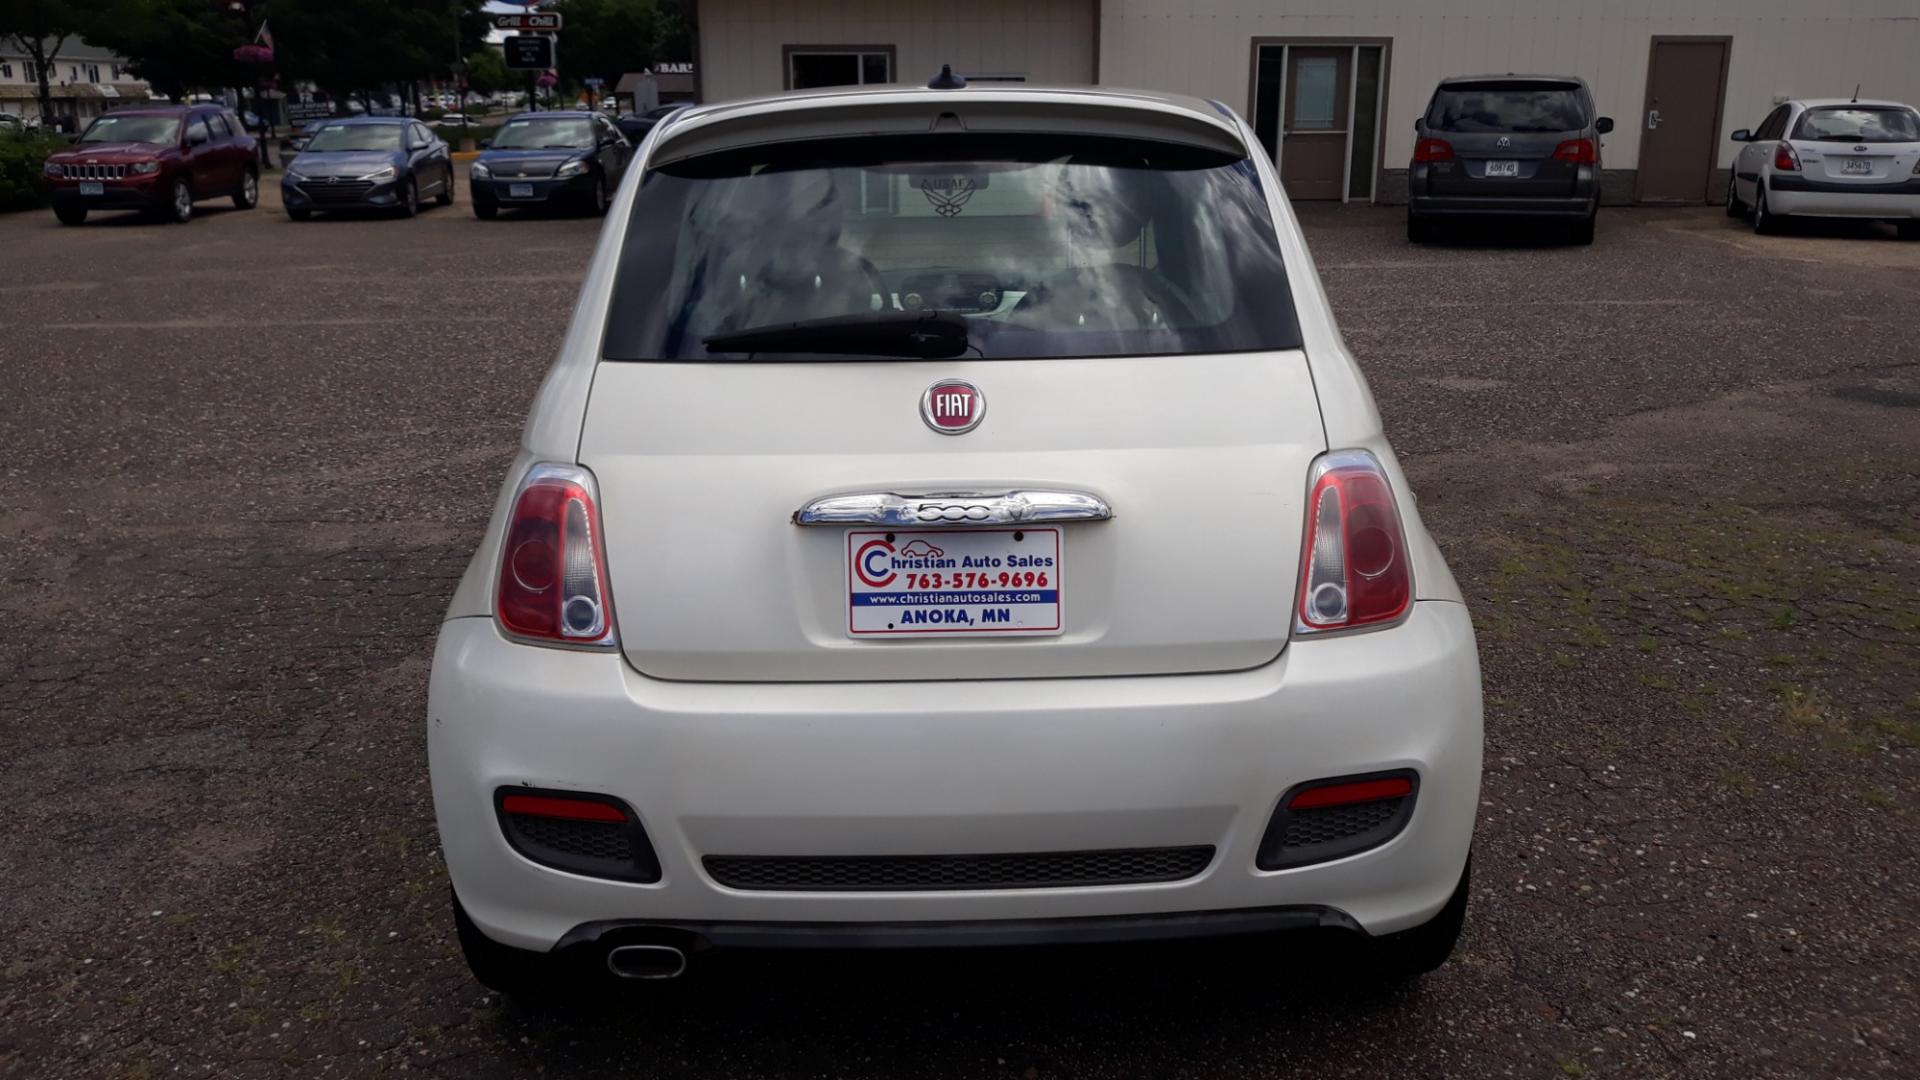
[[1727, 98, 1920, 237], [428, 80, 1483, 995]]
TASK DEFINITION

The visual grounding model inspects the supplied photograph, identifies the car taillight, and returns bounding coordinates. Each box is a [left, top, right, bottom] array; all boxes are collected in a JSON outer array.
[[1296, 450, 1412, 634], [1552, 138, 1597, 165], [1413, 138, 1454, 163], [494, 463, 618, 648], [1774, 142, 1801, 172]]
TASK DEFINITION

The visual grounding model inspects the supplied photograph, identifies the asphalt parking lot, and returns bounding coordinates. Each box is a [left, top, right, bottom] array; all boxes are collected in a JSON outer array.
[[1, 184, 1916, 1079]]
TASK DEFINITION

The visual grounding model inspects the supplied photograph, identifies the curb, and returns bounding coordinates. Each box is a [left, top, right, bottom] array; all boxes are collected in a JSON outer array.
[[451, 150, 482, 161]]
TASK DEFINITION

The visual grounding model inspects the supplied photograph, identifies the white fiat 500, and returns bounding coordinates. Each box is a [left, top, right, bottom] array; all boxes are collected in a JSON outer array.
[[428, 80, 1483, 995], [1727, 98, 1920, 237]]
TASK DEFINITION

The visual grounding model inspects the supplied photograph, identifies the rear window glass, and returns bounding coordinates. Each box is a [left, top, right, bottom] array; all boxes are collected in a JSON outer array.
[[602, 133, 1302, 361], [1791, 106, 1920, 143], [1426, 82, 1587, 133]]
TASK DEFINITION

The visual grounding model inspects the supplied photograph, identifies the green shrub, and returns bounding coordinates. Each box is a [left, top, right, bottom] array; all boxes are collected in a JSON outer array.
[[0, 131, 67, 212]]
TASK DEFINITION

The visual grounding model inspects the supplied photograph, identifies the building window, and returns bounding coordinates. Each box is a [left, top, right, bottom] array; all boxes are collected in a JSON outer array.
[[1, 63, 12, 80], [784, 47, 893, 91], [85, 64, 101, 82], [22, 62, 35, 83]]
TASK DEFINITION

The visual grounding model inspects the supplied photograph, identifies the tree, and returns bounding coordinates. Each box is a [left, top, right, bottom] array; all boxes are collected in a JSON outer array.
[[549, 0, 663, 90], [463, 48, 509, 99], [0, 0, 111, 126]]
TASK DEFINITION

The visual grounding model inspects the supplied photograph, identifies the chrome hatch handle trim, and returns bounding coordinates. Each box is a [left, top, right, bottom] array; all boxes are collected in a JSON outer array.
[[793, 490, 1112, 527]]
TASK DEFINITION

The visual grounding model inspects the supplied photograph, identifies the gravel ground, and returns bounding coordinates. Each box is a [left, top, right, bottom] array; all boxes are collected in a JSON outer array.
[[0, 186, 1915, 1079]]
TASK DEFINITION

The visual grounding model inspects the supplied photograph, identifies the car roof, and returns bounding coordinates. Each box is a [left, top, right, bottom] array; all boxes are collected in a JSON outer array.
[[1791, 98, 1914, 110], [1436, 74, 1588, 88], [315, 116, 411, 125], [101, 104, 219, 117]]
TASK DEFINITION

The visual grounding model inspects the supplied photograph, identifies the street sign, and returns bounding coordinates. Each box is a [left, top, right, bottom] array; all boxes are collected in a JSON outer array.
[[504, 35, 554, 71], [583, 77, 603, 88], [494, 12, 561, 31]]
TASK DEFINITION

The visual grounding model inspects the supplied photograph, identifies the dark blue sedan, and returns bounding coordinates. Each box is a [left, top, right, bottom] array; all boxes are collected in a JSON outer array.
[[282, 117, 454, 220], [470, 111, 632, 218]]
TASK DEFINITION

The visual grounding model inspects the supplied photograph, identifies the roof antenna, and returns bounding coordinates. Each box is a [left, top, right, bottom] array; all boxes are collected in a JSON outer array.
[[928, 64, 967, 90], [1851, 83, 1860, 102]]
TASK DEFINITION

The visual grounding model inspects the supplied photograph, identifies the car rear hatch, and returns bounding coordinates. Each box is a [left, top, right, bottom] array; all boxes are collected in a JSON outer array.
[[1789, 105, 1920, 185], [576, 95, 1325, 682], [1421, 80, 1587, 198]]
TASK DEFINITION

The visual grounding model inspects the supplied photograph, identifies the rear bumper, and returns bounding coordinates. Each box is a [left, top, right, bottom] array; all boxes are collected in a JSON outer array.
[[1408, 193, 1594, 218], [428, 601, 1483, 953], [555, 903, 1362, 952], [1767, 175, 1920, 218]]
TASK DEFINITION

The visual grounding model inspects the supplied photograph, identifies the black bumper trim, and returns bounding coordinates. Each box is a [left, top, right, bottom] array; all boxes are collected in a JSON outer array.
[[552, 904, 1366, 953], [1768, 175, 1920, 195], [1408, 195, 1594, 219]]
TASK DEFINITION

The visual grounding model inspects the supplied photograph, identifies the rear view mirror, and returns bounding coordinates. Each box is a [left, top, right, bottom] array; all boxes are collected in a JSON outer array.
[[1595, 116, 1614, 134], [1730, 128, 1752, 142]]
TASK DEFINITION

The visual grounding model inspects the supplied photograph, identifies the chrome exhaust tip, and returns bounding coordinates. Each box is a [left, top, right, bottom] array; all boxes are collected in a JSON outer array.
[[605, 943, 687, 980]]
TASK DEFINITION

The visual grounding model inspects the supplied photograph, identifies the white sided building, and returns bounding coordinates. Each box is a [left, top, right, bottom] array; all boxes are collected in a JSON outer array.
[[688, 0, 1920, 204]]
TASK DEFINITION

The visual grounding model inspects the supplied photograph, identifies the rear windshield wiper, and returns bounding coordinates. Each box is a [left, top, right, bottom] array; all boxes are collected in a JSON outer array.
[[703, 312, 970, 359]]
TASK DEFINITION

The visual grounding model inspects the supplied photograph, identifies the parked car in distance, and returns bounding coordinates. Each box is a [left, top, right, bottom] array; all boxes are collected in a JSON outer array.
[[282, 116, 454, 220], [42, 104, 259, 225], [0, 113, 23, 131], [1727, 98, 1920, 238], [430, 82, 1483, 1000], [469, 110, 632, 218], [612, 101, 692, 144], [435, 113, 479, 128], [1406, 75, 1612, 245]]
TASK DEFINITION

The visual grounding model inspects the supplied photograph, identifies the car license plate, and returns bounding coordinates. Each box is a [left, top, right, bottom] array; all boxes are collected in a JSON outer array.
[[79, 181, 104, 196], [1841, 158, 1873, 175], [1484, 160, 1519, 177], [847, 528, 1062, 637], [508, 182, 534, 198]]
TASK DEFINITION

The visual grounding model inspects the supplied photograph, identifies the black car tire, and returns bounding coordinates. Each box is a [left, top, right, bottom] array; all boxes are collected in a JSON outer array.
[[167, 178, 193, 224], [1896, 221, 1919, 241], [54, 206, 87, 226], [590, 174, 609, 217], [436, 166, 454, 206], [1754, 187, 1780, 235], [288, 207, 311, 221], [1725, 171, 1746, 217], [399, 178, 419, 218], [1406, 214, 1434, 245], [473, 201, 497, 220], [1569, 207, 1596, 246], [233, 167, 259, 210], [1362, 855, 1471, 980]]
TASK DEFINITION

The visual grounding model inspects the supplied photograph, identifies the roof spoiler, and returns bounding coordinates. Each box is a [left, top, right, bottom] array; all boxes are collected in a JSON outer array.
[[651, 91, 1247, 165]]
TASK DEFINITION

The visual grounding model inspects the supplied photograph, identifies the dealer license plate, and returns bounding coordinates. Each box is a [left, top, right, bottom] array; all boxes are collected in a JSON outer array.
[[847, 528, 1062, 637], [1484, 160, 1519, 177], [1841, 158, 1874, 175], [79, 181, 104, 196], [508, 182, 534, 198]]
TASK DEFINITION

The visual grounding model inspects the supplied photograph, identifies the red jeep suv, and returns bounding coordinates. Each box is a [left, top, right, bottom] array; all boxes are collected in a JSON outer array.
[[43, 104, 259, 225]]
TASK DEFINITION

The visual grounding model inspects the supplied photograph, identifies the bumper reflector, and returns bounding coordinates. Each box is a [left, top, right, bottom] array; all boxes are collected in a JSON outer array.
[[1257, 770, 1418, 871], [495, 787, 662, 883]]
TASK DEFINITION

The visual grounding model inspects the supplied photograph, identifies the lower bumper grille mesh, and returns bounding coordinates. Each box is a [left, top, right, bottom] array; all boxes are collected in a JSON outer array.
[[705, 846, 1214, 892]]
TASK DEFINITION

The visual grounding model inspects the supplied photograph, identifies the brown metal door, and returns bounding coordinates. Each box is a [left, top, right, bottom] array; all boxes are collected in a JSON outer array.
[[1281, 47, 1350, 201], [1636, 39, 1730, 202]]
